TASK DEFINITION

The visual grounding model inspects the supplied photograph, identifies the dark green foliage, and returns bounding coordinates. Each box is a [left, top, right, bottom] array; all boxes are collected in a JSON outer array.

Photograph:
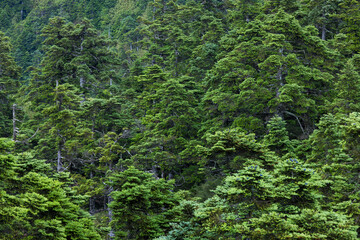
[[0, 31, 21, 137], [203, 8, 338, 137], [2, 0, 360, 239]]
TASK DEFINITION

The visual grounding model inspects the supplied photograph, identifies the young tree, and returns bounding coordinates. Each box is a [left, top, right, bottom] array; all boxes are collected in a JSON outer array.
[[109, 166, 180, 239], [0, 138, 101, 239]]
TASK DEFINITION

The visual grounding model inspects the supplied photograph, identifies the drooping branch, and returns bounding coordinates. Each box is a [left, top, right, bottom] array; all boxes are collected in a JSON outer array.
[[284, 111, 305, 135]]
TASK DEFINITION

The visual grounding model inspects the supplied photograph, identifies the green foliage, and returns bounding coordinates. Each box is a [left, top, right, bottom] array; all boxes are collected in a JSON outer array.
[[308, 112, 360, 224], [196, 128, 277, 176], [2, 0, 360, 239], [109, 166, 180, 239], [0, 138, 101, 239], [239, 209, 358, 239], [263, 115, 297, 156], [164, 157, 356, 239], [330, 54, 360, 113], [338, 0, 360, 52], [0, 31, 21, 137], [203, 8, 336, 136]]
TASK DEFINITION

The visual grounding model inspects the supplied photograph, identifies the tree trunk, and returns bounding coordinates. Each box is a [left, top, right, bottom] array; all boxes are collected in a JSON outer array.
[[107, 189, 115, 239], [12, 104, 17, 141], [321, 24, 326, 40], [57, 145, 62, 172], [89, 168, 95, 215]]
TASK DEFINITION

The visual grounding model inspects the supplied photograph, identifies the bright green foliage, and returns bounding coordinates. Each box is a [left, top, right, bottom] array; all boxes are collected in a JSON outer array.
[[196, 128, 278, 176], [0, 137, 31, 238], [165, 157, 355, 239], [213, 165, 277, 219], [330, 54, 360, 113], [308, 113, 360, 224], [0, 138, 16, 183], [109, 166, 180, 239], [239, 209, 357, 239], [272, 158, 327, 212], [0, 138, 101, 239], [263, 115, 295, 156]]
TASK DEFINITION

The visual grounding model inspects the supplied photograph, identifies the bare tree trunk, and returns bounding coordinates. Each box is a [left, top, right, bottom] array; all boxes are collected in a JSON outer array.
[[12, 104, 17, 141], [20, 1, 24, 20], [57, 146, 62, 172], [321, 24, 326, 40], [107, 187, 115, 239], [107, 161, 115, 239], [89, 168, 96, 215], [80, 77, 84, 87]]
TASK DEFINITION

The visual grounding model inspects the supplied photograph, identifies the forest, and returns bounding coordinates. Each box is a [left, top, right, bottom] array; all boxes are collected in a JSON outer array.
[[1, 0, 360, 239]]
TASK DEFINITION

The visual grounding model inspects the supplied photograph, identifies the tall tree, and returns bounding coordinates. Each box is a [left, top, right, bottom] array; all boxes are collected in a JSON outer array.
[[131, 65, 201, 180], [17, 17, 118, 172], [203, 9, 336, 136], [0, 32, 21, 138]]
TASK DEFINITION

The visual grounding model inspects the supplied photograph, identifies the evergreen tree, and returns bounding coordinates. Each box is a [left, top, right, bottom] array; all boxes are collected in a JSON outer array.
[[130, 65, 201, 181], [308, 113, 360, 227], [0, 138, 101, 239], [109, 166, 180, 239], [17, 16, 118, 171], [330, 54, 360, 113], [0, 31, 21, 138], [203, 9, 336, 136]]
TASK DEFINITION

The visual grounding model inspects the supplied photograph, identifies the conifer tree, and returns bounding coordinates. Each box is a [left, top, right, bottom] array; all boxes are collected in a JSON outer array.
[[330, 54, 360, 113], [17, 17, 118, 172], [308, 113, 360, 226], [0, 31, 21, 138], [203, 9, 336, 136], [131, 65, 201, 180], [0, 138, 101, 239], [109, 166, 180, 239]]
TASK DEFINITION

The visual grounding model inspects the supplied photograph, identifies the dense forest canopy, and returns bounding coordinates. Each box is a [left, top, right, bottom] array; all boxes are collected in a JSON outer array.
[[2, 0, 360, 239]]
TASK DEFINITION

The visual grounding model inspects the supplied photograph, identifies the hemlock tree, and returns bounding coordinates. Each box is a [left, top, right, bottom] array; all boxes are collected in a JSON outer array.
[[131, 65, 201, 179], [203, 9, 336, 136], [330, 54, 360, 113], [109, 166, 180, 239], [0, 138, 101, 239], [159, 157, 357, 239], [308, 112, 360, 226], [18, 16, 118, 171]]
